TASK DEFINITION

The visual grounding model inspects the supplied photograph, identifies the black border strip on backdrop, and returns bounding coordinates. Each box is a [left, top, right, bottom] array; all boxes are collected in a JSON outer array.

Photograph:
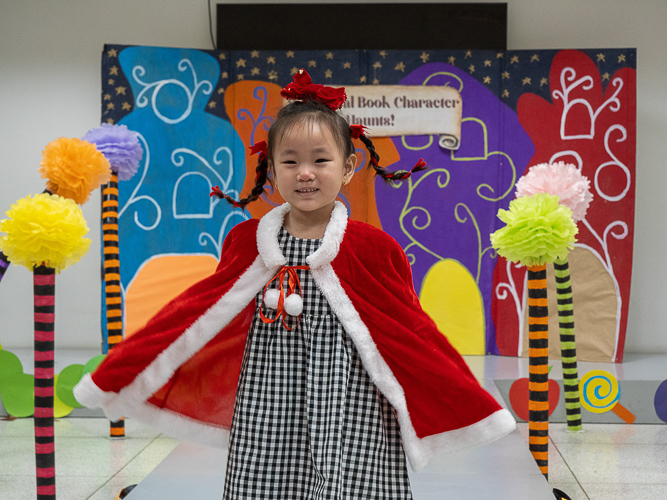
[[216, 3, 507, 50]]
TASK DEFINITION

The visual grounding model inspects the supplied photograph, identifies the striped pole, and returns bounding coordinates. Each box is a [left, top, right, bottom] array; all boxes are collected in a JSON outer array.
[[0, 251, 9, 284], [554, 257, 582, 431], [527, 264, 549, 480], [102, 174, 125, 438], [34, 264, 56, 500]]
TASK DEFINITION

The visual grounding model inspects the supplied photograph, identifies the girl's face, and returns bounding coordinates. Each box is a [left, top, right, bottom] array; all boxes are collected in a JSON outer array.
[[270, 121, 356, 226]]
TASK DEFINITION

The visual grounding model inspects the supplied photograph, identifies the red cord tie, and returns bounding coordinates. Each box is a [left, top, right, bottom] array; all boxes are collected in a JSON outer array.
[[260, 265, 310, 330]]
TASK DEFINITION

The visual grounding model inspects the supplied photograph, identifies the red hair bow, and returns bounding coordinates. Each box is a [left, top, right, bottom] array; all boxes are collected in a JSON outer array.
[[280, 69, 347, 111], [249, 140, 268, 159], [350, 124, 368, 139]]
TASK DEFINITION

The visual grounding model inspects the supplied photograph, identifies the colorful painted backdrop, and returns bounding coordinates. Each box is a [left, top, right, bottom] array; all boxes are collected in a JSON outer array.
[[100, 45, 635, 362]]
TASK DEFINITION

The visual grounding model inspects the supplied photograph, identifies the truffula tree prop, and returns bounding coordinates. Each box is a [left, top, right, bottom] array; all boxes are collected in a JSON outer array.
[[82, 123, 143, 439], [490, 193, 578, 480], [0, 137, 111, 288], [515, 162, 593, 432], [0, 193, 91, 500]]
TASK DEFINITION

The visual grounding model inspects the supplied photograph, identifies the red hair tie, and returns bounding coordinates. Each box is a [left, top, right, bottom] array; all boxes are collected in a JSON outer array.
[[350, 124, 368, 139], [386, 159, 428, 181], [249, 140, 268, 160], [210, 185, 243, 207], [280, 69, 347, 111]]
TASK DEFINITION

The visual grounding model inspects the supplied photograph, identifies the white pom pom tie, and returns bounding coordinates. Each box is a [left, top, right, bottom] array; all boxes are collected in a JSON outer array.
[[259, 265, 310, 330], [283, 293, 304, 316], [263, 288, 281, 310]]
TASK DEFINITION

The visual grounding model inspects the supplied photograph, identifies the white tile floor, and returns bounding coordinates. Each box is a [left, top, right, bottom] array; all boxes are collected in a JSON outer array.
[[2, 352, 667, 499], [3, 420, 667, 499]]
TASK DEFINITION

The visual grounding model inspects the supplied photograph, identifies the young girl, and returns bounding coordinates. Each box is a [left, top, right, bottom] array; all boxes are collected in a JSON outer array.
[[75, 70, 515, 499]]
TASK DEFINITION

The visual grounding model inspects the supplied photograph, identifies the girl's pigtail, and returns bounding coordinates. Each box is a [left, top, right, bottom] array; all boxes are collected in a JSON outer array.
[[210, 141, 269, 208], [350, 124, 427, 183]]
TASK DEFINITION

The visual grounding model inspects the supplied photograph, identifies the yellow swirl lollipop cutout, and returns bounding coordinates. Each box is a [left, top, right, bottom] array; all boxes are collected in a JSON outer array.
[[579, 370, 635, 423]]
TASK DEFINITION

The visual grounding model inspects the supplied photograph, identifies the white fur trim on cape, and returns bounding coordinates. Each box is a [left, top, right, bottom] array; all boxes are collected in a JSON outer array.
[[310, 263, 516, 472], [257, 201, 348, 270]]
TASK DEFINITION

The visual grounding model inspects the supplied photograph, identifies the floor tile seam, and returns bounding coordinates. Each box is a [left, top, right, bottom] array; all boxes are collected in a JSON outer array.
[[109, 434, 161, 476], [84, 436, 159, 500], [550, 435, 591, 500]]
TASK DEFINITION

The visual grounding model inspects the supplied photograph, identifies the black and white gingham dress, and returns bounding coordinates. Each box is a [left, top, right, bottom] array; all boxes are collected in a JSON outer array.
[[223, 227, 413, 499]]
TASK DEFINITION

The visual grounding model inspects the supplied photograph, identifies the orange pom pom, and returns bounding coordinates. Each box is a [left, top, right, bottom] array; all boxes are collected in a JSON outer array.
[[39, 137, 112, 205]]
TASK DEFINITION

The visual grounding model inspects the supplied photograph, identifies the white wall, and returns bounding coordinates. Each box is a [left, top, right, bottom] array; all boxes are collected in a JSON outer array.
[[1, 0, 665, 355]]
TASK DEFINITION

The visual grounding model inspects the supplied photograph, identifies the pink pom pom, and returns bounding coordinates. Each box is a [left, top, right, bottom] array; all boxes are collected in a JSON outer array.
[[515, 162, 593, 221]]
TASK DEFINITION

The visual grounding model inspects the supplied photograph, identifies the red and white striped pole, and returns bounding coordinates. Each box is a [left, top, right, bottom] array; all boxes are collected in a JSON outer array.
[[33, 264, 56, 500]]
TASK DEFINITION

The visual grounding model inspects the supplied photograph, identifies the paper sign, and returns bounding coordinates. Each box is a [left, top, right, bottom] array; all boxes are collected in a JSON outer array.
[[341, 85, 462, 149]]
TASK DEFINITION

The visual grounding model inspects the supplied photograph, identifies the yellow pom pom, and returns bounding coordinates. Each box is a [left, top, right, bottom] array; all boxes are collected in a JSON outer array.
[[40, 137, 111, 205], [0, 193, 91, 272]]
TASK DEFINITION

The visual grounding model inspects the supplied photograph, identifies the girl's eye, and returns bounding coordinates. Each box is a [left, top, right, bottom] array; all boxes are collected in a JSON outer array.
[[315, 158, 331, 163], [282, 160, 297, 165]]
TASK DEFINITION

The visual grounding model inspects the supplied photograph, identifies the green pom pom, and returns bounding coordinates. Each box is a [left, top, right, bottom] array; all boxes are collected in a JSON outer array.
[[490, 193, 578, 267]]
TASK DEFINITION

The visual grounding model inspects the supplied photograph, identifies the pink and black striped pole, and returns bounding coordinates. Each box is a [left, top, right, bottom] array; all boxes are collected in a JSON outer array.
[[33, 264, 56, 500]]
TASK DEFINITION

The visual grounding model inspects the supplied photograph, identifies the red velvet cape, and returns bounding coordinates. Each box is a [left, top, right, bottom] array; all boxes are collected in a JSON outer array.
[[75, 202, 515, 471]]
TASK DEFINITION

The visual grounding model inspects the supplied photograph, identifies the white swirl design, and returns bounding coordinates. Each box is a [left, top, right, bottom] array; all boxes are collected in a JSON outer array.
[[118, 132, 162, 231], [132, 59, 213, 125]]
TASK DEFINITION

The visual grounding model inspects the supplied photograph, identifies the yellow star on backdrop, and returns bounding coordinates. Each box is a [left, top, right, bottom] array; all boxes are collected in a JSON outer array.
[[360, 76, 367, 83], [286, 51, 294, 58], [107, 49, 118, 58], [208, 102, 216, 108], [291, 67, 299, 75], [496, 52, 504, 58], [109, 66, 119, 75], [108, 79, 115, 85], [380, 50, 387, 58], [343, 62, 351, 69], [107, 103, 115, 110], [522, 77, 531, 85], [502, 89, 509, 98], [602, 72, 610, 81], [237, 74, 244, 80], [325, 69, 333, 78], [395, 62, 405, 72], [267, 56, 276, 64], [106, 118, 114, 124], [597, 53, 606, 62], [468, 65, 475, 74], [236, 59, 246, 68], [218, 88, 225, 94], [483, 76, 491, 84], [484, 60, 492, 67], [510, 55, 519, 64], [618, 54, 626, 63], [103, 94, 111, 101], [308, 60, 317, 67], [420, 52, 429, 63], [221, 72, 228, 79], [115, 86, 126, 95], [531, 54, 539, 62], [373, 61, 382, 69], [326, 52, 334, 60], [219, 53, 226, 60], [251, 51, 260, 58], [251, 67, 260, 75], [373, 78, 379, 85], [122, 102, 131, 110], [269, 70, 278, 80], [448, 56, 456, 64], [502, 71, 510, 79], [540, 78, 548, 86], [465, 50, 472, 58]]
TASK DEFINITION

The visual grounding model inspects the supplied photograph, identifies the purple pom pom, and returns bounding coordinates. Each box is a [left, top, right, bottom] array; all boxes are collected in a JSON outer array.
[[82, 123, 143, 181]]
